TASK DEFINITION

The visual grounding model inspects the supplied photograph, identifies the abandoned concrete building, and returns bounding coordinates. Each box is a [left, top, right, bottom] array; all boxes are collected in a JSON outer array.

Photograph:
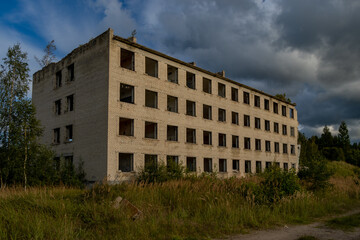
[[32, 29, 299, 182]]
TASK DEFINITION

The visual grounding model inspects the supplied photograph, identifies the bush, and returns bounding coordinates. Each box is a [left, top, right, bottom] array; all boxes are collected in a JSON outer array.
[[136, 160, 185, 183]]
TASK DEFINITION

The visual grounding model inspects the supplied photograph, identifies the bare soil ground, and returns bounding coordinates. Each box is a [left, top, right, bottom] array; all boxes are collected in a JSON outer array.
[[215, 210, 360, 240]]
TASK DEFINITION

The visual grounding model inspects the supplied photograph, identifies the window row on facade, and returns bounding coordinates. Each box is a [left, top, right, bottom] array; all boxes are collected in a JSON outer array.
[[54, 63, 75, 88], [118, 153, 297, 173], [119, 117, 296, 154], [53, 125, 73, 144], [120, 48, 295, 119], [54, 94, 74, 115], [120, 84, 296, 136]]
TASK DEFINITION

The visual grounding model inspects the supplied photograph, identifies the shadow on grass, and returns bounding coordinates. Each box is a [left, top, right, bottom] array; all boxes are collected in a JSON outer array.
[[326, 213, 360, 231]]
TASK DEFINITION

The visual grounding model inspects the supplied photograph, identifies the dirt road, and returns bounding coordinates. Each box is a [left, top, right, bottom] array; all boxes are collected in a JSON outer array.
[[215, 210, 360, 240]]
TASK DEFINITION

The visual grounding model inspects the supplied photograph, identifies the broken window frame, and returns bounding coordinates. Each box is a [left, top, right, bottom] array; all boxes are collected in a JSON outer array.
[[65, 125, 73, 142], [243, 91, 250, 104], [55, 70, 62, 88], [203, 77, 212, 94], [218, 133, 226, 147], [186, 128, 196, 144], [218, 108, 226, 122], [145, 89, 158, 108], [120, 83, 135, 104], [67, 63, 74, 82], [145, 57, 158, 78], [167, 125, 178, 141], [219, 159, 227, 172], [167, 64, 178, 83], [119, 118, 134, 136], [54, 99, 61, 115], [218, 82, 226, 98], [186, 100, 196, 116], [203, 131, 212, 145], [167, 95, 178, 113], [254, 95, 260, 108], [232, 135, 239, 148], [186, 72, 196, 89], [121, 48, 135, 71], [231, 87, 238, 102], [186, 157, 196, 172], [244, 115, 250, 127], [203, 104, 212, 120], [244, 137, 251, 150], [204, 158, 213, 172], [118, 153, 134, 172], [145, 121, 157, 139], [232, 111, 239, 125]]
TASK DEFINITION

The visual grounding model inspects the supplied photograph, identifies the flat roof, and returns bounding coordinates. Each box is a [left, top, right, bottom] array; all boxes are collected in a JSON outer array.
[[113, 35, 296, 106]]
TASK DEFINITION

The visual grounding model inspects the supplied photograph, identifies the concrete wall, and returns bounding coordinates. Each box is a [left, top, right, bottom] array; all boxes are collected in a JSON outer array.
[[33, 30, 111, 182]]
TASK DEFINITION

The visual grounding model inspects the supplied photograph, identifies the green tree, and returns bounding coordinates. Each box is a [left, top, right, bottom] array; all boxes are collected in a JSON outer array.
[[275, 93, 291, 103], [338, 121, 350, 149], [319, 125, 334, 150], [35, 40, 56, 68]]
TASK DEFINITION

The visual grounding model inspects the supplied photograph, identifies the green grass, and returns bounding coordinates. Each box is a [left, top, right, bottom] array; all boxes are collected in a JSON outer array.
[[326, 213, 360, 231]]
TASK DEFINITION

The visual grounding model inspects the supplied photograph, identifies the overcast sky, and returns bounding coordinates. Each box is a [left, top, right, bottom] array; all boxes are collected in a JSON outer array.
[[1, 0, 359, 142]]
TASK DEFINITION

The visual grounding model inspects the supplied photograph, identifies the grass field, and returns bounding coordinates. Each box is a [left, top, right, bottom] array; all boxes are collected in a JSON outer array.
[[0, 161, 359, 240]]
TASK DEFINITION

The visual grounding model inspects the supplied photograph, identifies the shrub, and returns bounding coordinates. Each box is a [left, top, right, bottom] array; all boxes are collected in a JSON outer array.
[[136, 161, 185, 183]]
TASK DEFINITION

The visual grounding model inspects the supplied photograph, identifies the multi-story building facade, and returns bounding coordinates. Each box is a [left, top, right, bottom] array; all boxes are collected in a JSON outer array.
[[33, 29, 299, 182]]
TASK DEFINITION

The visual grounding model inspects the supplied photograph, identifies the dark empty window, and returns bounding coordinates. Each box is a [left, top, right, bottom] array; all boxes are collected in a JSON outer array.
[[145, 57, 158, 77], [55, 99, 61, 115], [254, 95, 260, 108], [203, 78, 212, 93], [167, 125, 178, 141], [244, 115, 250, 127], [145, 121, 157, 139], [292, 163, 296, 169], [167, 95, 178, 113], [219, 159, 227, 172], [231, 87, 238, 101], [232, 112, 239, 125], [273, 102, 278, 114], [119, 118, 134, 136], [282, 105, 287, 116], [282, 124, 287, 135], [233, 160, 240, 171], [145, 154, 157, 170], [290, 108, 294, 119], [283, 144, 288, 154], [67, 63, 74, 82], [167, 156, 179, 167], [266, 161, 272, 169], [265, 140, 271, 152], [203, 104, 212, 120], [265, 120, 270, 131], [275, 142, 280, 153], [232, 135, 239, 148], [56, 70, 62, 88], [243, 91, 250, 104], [255, 139, 261, 151], [121, 49, 134, 71], [274, 122, 279, 133], [218, 133, 226, 147], [264, 99, 269, 110], [245, 160, 251, 173], [167, 65, 178, 83], [291, 145, 295, 155], [119, 153, 133, 172], [186, 100, 196, 116], [204, 158, 212, 172], [187, 157, 196, 172], [120, 83, 134, 104], [186, 128, 196, 143], [145, 90, 158, 108], [66, 125, 73, 142], [284, 163, 289, 171], [66, 95, 74, 112], [218, 108, 226, 122], [218, 83, 226, 98], [256, 161, 262, 173], [290, 127, 295, 137], [244, 137, 251, 149], [255, 117, 261, 129], [203, 131, 212, 145], [53, 128, 60, 144], [186, 72, 196, 89]]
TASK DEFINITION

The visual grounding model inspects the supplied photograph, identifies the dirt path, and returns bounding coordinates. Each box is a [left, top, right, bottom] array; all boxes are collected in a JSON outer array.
[[215, 210, 360, 240]]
